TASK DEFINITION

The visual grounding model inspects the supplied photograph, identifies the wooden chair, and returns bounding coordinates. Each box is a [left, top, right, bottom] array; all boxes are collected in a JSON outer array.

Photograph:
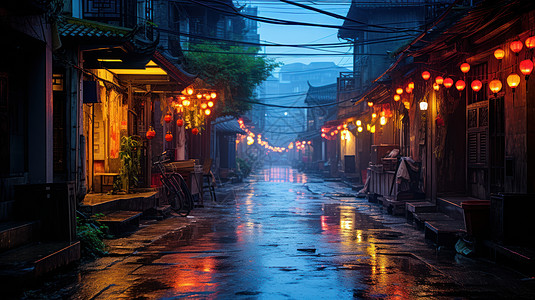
[[202, 158, 216, 202]]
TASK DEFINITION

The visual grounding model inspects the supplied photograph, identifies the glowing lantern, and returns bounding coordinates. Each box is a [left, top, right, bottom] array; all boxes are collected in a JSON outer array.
[[356, 120, 362, 126], [192, 128, 199, 135], [526, 36, 535, 49], [208, 101, 214, 107], [196, 94, 202, 99], [357, 126, 363, 132], [367, 124, 371, 131], [510, 40, 523, 54], [520, 59, 534, 79], [443, 78, 453, 88], [403, 101, 410, 110], [422, 71, 430, 80], [494, 49, 505, 60], [330, 132, 335, 136], [182, 100, 190, 106], [394, 94, 401, 101], [321, 133, 326, 138], [460, 63, 470, 73], [186, 88, 194, 95], [456, 80, 466, 91], [164, 114, 172, 123], [372, 113, 377, 119], [396, 88, 403, 94], [368, 101, 374, 107], [370, 125, 376, 134], [337, 125, 342, 130], [200, 103, 207, 109], [205, 109, 211, 115], [380, 116, 387, 126], [506, 73, 521, 90], [405, 87, 412, 94], [146, 127, 155, 140], [210, 92, 217, 98], [176, 119, 184, 127], [419, 101, 428, 111], [433, 83, 440, 91], [489, 79, 502, 95], [408, 82, 415, 89], [165, 132, 173, 142], [471, 80, 482, 92], [435, 76, 444, 85]]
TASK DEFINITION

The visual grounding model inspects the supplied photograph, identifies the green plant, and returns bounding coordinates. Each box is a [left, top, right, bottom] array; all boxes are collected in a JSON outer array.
[[77, 213, 109, 258], [119, 135, 142, 193], [236, 157, 252, 178]]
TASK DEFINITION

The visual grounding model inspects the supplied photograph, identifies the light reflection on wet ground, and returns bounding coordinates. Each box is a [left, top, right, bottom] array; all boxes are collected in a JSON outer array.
[[25, 167, 535, 299]]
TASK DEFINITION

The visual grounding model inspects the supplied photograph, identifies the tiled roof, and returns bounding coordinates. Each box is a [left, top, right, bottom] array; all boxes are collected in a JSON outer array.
[[58, 16, 133, 40]]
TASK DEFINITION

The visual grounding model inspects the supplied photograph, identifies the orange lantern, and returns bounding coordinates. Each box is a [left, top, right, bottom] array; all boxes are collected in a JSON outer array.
[[435, 76, 444, 85], [455, 80, 466, 91], [200, 103, 208, 109], [207, 101, 214, 107], [396, 88, 403, 94], [205, 109, 211, 116], [520, 59, 534, 78], [367, 101, 374, 107], [489, 79, 502, 95], [210, 92, 217, 99], [165, 132, 173, 142], [164, 114, 172, 123], [192, 128, 199, 135], [393, 94, 401, 101], [443, 77, 453, 88], [526, 36, 535, 49], [421, 71, 431, 80], [405, 87, 412, 94], [176, 119, 184, 127], [146, 127, 156, 140], [506, 73, 521, 90], [494, 49, 505, 60], [408, 82, 415, 89], [433, 83, 440, 91], [510, 40, 523, 54], [471, 80, 482, 92], [460, 63, 470, 73]]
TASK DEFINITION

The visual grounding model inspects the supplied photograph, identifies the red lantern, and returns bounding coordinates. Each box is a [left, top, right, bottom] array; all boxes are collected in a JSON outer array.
[[192, 128, 199, 135], [526, 36, 535, 49], [460, 63, 470, 73], [520, 59, 534, 77], [455, 80, 466, 91], [494, 49, 505, 60], [421, 71, 430, 80], [489, 79, 502, 95], [164, 114, 172, 123], [506, 73, 521, 89], [435, 76, 444, 85], [510, 40, 523, 54], [146, 127, 156, 140], [471, 80, 482, 92], [435, 115, 445, 127], [176, 119, 184, 127], [165, 132, 173, 142], [443, 78, 453, 88]]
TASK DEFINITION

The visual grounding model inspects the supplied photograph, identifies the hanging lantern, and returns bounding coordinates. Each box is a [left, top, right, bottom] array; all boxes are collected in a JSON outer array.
[[186, 88, 194, 95], [489, 79, 502, 95], [368, 101, 374, 107], [146, 127, 156, 140], [460, 63, 470, 73], [192, 128, 199, 135], [379, 116, 387, 126], [321, 133, 326, 138], [176, 119, 184, 127], [443, 78, 453, 88], [433, 83, 440, 91], [408, 82, 415, 89], [165, 132, 173, 142], [455, 80, 466, 91], [520, 59, 534, 79], [510, 40, 523, 54], [471, 80, 482, 92], [372, 113, 377, 119], [356, 120, 362, 126], [405, 87, 412, 94], [435, 76, 444, 85], [182, 99, 190, 107], [419, 101, 428, 111], [526, 36, 535, 49], [393, 94, 401, 101], [200, 103, 208, 109], [494, 49, 505, 60], [357, 126, 363, 132], [403, 101, 410, 110], [421, 71, 431, 80], [396, 88, 403, 94], [205, 109, 211, 116], [506, 73, 521, 90], [210, 92, 217, 99], [164, 114, 172, 123], [207, 101, 214, 107], [196, 94, 202, 99]]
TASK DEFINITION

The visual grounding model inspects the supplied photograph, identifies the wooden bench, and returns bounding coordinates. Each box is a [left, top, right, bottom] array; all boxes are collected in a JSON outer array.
[[99, 211, 143, 235]]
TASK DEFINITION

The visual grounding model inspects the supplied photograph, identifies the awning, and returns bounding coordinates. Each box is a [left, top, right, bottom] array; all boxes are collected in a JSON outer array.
[[214, 117, 246, 135]]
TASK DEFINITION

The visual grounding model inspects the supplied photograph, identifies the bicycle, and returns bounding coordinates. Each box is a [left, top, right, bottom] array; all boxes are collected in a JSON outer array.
[[153, 151, 194, 217]]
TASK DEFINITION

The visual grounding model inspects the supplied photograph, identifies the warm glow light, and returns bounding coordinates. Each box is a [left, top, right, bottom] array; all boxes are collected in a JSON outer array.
[[494, 49, 505, 59], [201, 103, 208, 109], [356, 120, 362, 126], [380, 116, 387, 126], [165, 132, 173, 142], [526, 36, 535, 49], [435, 76, 444, 85], [433, 83, 440, 91], [372, 113, 377, 119], [421, 71, 430, 80], [368, 101, 374, 107], [187, 88, 194, 95], [520, 59, 534, 76], [489, 79, 502, 94], [396, 88, 403, 94], [393, 94, 401, 101], [405, 87, 412, 94], [205, 109, 211, 115], [321, 133, 326, 138], [443, 78, 453, 88], [367, 124, 371, 131], [408, 82, 414, 89], [211, 92, 217, 98], [456, 80, 466, 91], [357, 126, 363, 132], [403, 101, 410, 109], [460, 63, 470, 73], [471, 80, 482, 92], [197, 94, 202, 99], [182, 100, 190, 106], [507, 73, 521, 89], [419, 101, 428, 111], [208, 101, 214, 107], [510, 40, 523, 54], [370, 125, 376, 133]]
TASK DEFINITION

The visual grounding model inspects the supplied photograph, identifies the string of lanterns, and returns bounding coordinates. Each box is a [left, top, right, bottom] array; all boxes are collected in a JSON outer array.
[[237, 118, 286, 153]]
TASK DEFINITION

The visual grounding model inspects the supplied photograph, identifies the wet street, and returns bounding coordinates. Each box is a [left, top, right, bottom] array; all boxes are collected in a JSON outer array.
[[18, 167, 535, 299]]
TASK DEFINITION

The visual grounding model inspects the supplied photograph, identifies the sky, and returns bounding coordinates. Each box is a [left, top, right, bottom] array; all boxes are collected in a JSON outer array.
[[239, 0, 354, 69]]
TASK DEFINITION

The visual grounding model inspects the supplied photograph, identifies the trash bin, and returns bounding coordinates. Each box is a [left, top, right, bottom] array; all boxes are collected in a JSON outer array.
[[461, 200, 491, 238]]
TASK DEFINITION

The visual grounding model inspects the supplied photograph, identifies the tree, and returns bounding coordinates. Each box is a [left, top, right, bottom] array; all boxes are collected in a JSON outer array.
[[185, 43, 280, 117]]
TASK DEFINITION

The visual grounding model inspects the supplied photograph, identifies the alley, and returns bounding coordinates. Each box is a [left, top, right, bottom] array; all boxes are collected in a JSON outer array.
[[20, 167, 535, 299]]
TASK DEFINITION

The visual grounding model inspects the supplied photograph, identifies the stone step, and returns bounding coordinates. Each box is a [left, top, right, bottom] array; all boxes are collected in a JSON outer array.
[[424, 219, 466, 247], [0, 221, 39, 253], [437, 196, 480, 221], [0, 241, 80, 278], [406, 201, 437, 224], [99, 211, 143, 236], [413, 212, 453, 230]]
